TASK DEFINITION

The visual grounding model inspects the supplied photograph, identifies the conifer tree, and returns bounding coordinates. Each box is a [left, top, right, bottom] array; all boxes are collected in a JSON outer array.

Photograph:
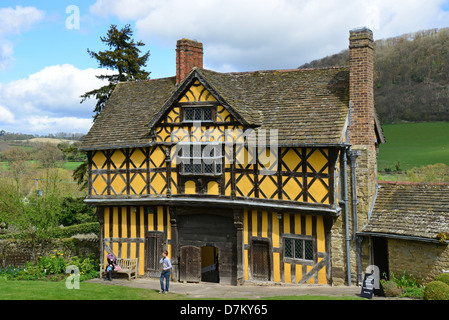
[[75, 24, 150, 190], [80, 24, 150, 121]]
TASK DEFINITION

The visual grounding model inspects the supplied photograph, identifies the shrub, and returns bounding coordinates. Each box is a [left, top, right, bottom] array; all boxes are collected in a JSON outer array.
[[381, 280, 403, 297], [434, 273, 449, 286], [38, 250, 66, 275], [423, 281, 449, 300]]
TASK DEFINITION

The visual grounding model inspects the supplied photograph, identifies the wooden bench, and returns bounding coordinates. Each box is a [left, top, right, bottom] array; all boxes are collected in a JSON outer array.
[[100, 258, 138, 280]]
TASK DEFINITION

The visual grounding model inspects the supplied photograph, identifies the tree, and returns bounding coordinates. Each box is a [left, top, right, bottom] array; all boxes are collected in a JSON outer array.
[[75, 24, 150, 190], [80, 24, 150, 121]]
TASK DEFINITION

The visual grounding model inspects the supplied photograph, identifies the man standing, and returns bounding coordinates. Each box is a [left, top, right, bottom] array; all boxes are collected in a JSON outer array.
[[159, 250, 172, 294]]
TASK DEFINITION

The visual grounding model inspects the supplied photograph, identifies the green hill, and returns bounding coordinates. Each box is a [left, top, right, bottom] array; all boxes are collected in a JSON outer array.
[[378, 122, 449, 171], [300, 28, 449, 124]]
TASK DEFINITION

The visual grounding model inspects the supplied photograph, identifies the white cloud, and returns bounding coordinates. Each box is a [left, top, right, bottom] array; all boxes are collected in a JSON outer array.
[[0, 64, 114, 134], [90, 0, 449, 71], [0, 5, 45, 71]]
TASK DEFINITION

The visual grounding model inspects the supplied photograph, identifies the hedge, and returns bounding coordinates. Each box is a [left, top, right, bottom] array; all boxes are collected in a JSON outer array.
[[0, 222, 100, 240]]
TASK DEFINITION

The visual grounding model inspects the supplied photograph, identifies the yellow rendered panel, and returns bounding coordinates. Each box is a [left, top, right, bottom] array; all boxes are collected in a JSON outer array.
[[130, 210, 136, 238], [273, 252, 280, 282], [272, 213, 279, 248], [130, 148, 146, 169], [306, 215, 312, 236], [121, 209, 127, 238], [283, 213, 290, 234], [92, 174, 107, 195], [111, 174, 126, 194], [92, 151, 107, 169], [258, 176, 278, 199], [151, 172, 166, 195], [284, 263, 291, 283], [307, 149, 328, 174], [171, 174, 177, 195], [252, 210, 257, 237], [318, 257, 327, 284], [185, 180, 196, 195], [217, 105, 231, 122], [236, 173, 253, 197], [308, 178, 329, 204], [307, 265, 314, 284], [281, 148, 301, 172], [150, 147, 166, 168], [317, 215, 325, 252], [140, 207, 145, 239], [225, 172, 232, 196], [244, 249, 249, 280], [130, 243, 136, 260], [148, 213, 154, 231], [130, 173, 147, 195], [139, 243, 144, 275], [111, 150, 126, 169], [112, 207, 119, 238], [243, 209, 248, 245], [282, 177, 303, 202], [296, 264, 302, 284], [261, 211, 268, 238], [104, 207, 110, 238], [294, 214, 301, 235], [207, 181, 219, 195], [167, 215, 171, 240], [157, 206, 164, 232]]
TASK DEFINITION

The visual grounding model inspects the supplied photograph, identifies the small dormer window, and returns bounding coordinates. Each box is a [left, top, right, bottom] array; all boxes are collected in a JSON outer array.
[[183, 107, 214, 122]]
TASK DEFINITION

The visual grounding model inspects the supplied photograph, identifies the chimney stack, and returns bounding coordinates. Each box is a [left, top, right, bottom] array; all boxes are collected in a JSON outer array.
[[176, 38, 203, 85], [348, 27, 375, 148]]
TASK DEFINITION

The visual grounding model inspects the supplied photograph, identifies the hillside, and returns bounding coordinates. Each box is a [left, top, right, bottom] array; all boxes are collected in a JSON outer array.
[[300, 28, 449, 124]]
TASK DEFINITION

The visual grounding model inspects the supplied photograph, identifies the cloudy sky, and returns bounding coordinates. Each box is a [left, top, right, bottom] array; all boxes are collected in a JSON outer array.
[[1, 0, 449, 135]]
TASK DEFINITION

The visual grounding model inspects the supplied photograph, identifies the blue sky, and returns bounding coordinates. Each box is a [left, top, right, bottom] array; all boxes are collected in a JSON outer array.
[[1, 0, 449, 135]]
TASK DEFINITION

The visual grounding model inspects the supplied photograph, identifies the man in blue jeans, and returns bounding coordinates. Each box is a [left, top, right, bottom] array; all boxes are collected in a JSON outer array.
[[159, 250, 172, 294]]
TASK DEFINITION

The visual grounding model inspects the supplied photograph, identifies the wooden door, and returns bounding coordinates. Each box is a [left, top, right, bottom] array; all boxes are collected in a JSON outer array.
[[252, 241, 270, 281], [180, 245, 201, 283], [144, 232, 164, 277]]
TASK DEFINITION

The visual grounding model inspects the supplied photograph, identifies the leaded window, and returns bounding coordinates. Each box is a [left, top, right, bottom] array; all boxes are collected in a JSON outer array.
[[178, 143, 222, 175], [284, 237, 314, 261], [183, 107, 213, 122]]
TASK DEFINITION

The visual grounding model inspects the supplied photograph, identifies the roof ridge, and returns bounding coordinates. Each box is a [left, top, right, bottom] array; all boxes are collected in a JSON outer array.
[[198, 65, 348, 76], [378, 180, 449, 186]]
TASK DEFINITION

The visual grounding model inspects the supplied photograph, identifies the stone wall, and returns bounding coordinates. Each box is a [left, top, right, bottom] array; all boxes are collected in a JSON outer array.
[[0, 235, 100, 267], [388, 238, 449, 283]]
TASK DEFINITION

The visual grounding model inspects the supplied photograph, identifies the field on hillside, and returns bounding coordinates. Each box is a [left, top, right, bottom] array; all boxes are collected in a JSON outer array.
[[378, 122, 449, 171]]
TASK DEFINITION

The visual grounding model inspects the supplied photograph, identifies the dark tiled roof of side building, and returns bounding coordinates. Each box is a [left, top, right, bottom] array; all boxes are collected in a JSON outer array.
[[80, 66, 350, 151], [362, 181, 449, 241]]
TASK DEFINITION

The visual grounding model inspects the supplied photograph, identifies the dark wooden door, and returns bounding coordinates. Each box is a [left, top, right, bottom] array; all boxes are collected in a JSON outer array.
[[180, 245, 201, 283], [252, 241, 270, 281], [144, 231, 164, 277]]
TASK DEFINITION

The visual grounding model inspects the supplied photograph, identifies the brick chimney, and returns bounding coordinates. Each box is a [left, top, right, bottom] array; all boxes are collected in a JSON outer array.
[[348, 27, 375, 149], [176, 38, 203, 85]]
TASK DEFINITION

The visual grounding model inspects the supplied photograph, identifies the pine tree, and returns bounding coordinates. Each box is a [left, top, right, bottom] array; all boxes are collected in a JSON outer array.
[[80, 24, 150, 121]]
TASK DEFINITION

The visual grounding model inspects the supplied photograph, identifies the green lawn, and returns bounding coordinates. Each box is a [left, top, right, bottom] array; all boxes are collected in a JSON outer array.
[[0, 280, 363, 300], [378, 122, 449, 171], [0, 279, 185, 300]]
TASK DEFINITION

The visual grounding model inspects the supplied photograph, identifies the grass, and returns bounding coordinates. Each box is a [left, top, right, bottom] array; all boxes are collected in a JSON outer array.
[[0, 279, 186, 300], [378, 122, 449, 171], [0, 280, 363, 300]]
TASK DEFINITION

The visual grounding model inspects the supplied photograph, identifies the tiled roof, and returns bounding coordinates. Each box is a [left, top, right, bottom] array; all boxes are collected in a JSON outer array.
[[80, 67, 350, 150], [362, 181, 449, 241]]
